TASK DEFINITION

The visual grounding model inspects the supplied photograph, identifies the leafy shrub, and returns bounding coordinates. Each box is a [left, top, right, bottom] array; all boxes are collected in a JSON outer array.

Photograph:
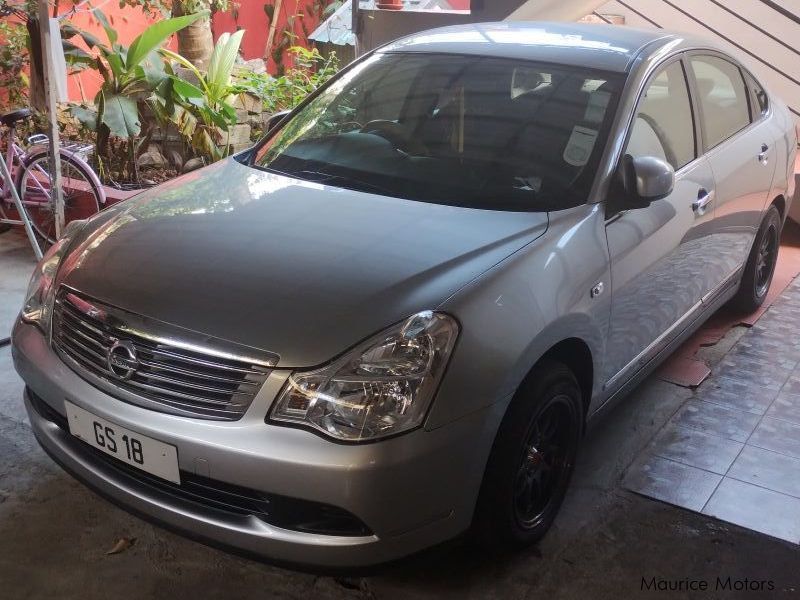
[[152, 30, 245, 162], [0, 20, 29, 110], [66, 8, 206, 182], [234, 46, 340, 114]]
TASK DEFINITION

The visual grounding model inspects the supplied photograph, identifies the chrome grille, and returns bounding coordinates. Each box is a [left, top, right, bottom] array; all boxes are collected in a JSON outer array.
[[52, 288, 275, 420]]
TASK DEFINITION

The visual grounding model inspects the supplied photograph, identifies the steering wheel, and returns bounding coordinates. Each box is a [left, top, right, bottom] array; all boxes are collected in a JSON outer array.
[[360, 120, 428, 155], [637, 113, 678, 169]]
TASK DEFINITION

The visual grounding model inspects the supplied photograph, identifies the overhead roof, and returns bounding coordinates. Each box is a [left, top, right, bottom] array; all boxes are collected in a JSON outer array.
[[379, 21, 677, 72]]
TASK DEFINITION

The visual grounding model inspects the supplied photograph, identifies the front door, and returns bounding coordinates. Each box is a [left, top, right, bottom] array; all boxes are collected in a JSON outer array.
[[603, 57, 716, 390]]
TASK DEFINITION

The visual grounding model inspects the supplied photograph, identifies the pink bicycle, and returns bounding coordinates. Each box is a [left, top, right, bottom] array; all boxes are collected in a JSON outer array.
[[0, 108, 105, 244]]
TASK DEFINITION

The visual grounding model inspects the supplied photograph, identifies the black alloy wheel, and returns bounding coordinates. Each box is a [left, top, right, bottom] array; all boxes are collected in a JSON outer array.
[[474, 360, 583, 548], [731, 205, 781, 313], [513, 394, 577, 530]]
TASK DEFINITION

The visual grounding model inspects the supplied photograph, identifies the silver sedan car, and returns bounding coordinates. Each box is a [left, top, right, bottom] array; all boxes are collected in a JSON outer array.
[[12, 22, 797, 568]]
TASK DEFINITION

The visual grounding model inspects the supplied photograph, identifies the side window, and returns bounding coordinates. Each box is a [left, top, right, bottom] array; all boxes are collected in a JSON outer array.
[[744, 71, 769, 119], [689, 55, 750, 148], [625, 61, 695, 170]]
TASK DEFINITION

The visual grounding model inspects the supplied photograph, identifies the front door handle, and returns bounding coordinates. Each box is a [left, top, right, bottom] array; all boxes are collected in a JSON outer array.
[[758, 143, 769, 164], [692, 188, 714, 215]]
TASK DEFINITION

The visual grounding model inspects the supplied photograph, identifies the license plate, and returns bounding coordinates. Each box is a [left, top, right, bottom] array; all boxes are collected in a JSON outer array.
[[65, 401, 180, 484]]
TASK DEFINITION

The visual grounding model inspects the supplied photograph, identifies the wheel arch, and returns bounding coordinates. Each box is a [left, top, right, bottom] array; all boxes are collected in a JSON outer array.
[[538, 338, 593, 415], [515, 337, 595, 421], [771, 194, 786, 223]]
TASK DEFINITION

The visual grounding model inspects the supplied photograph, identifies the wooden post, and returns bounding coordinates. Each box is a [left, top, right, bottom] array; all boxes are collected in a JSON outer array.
[[36, 0, 65, 239], [264, 0, 284, 64], [352, 0, 361, 57]]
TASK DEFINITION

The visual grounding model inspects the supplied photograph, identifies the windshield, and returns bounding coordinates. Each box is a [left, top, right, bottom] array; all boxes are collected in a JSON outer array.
[[252, 52, 623, 211]]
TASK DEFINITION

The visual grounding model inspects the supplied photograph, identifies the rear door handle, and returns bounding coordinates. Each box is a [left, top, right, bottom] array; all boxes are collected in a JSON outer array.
[[758, 143, 769, 164], [692, 188, 714, 214]]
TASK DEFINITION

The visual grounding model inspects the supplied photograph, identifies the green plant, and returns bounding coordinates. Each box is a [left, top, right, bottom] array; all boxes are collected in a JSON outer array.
[[234, 46, 339, 114], [0, 20, 29, 110], [152, 29, 244, 162], [119, 0, 231, 18], [67, 8, 207, 181]]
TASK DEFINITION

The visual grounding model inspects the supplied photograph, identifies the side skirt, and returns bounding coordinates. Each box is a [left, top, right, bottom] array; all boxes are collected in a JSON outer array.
[[586, 271, 741, 429]]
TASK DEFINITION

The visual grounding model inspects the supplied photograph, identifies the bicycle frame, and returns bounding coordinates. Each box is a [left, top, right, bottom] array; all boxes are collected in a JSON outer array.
[[0, 138, 27, 224], [0, 139, 42, 259], [1, 130, 107, 224]]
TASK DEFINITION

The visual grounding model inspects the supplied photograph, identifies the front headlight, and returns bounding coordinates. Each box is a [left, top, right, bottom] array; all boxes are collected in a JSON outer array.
[[270, 311, 459, 442], [21, 220, 86, 333]]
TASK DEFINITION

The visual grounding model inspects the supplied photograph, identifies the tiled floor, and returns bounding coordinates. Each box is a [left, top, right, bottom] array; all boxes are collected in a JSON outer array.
[[626, 276, 800, 544]]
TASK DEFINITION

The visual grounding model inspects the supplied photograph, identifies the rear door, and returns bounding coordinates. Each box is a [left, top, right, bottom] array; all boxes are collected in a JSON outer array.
[[686, 53, 778, 287], [603, 57, 716, 390]]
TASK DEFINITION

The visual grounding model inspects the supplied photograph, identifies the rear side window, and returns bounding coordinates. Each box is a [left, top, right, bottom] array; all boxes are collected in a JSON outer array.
[[625, 61, 695, 170], [744, 71, 769, 119], [689, 55, 750, 148]]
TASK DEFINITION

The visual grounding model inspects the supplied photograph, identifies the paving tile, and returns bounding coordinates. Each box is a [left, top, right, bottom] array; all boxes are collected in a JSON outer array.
[[671, 400, 760, 442], [726, 339, 800, 368], [747, 323, 800, 353], [766, 392, 800, 426], [650, 425, 743, 474], [625, 455, 722, 512], [696, 375, 779, 415], [749, 417, 800, 460], [703, 478, 800, 544], [714, 353, 794, 384], [782, 373, 800, 397], [658, 356, 710, 387], [728, 446, 800, 499]]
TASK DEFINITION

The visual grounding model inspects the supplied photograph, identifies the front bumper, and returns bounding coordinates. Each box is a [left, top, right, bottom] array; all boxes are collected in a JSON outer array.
[[12, 319, 504, 568]]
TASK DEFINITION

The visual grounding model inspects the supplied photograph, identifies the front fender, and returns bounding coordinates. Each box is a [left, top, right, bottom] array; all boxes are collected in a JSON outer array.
[[427, 203, 611, 430]]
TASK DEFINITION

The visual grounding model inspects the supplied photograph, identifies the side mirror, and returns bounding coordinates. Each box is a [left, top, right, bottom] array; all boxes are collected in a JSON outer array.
[[266, 109, 291, 133], [617, 154, 675, 208]]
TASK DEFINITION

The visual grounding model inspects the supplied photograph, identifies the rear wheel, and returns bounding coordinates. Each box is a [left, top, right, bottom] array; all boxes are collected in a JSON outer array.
[[473, 360, 583, 548], [15, 151, 102, 246], [730, 205, 781, 313]]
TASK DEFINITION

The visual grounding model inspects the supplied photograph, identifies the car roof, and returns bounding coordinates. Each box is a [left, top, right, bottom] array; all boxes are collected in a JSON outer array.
[[379, 21, 681, 73]]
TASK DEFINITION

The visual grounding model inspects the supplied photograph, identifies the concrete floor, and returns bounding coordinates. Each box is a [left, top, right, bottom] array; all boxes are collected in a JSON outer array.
[[0, 229, 35, 340], [1, 228, 799, 598]]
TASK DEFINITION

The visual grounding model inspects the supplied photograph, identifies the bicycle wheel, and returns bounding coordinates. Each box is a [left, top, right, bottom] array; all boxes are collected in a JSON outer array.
[[15, 151, 102, 245]]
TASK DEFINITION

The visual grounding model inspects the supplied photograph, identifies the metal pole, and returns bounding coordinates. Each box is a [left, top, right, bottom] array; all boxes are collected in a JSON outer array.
[[36, 0, 65, 239], [0, 156, 43, 261]]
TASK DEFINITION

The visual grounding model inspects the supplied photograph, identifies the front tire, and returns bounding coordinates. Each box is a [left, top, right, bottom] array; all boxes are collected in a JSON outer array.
[[473, 360, 583, 549], [730, 205, 781, 313]]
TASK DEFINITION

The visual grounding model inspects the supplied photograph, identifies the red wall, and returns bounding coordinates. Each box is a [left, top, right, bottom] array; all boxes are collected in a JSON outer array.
[[212, 0, 323, 72], [65, 2, 324, 102], [66, 6, 178, 103]]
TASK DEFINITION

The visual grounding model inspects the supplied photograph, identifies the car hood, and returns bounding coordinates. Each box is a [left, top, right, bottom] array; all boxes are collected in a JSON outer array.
[[60, 158, 548, 367]]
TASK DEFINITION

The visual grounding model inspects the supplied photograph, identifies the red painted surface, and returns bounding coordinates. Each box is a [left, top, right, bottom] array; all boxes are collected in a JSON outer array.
[[211, 1, 323, 72], [66, 6, 178, 103], [63, 2, 325, 102]]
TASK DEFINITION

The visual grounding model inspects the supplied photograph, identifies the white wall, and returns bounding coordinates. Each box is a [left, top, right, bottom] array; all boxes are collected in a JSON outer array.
[[506, 0, 608, 21]]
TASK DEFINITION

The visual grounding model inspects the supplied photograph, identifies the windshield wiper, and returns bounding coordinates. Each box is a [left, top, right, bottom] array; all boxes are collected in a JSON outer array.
[[282, 168, 397, 197]]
